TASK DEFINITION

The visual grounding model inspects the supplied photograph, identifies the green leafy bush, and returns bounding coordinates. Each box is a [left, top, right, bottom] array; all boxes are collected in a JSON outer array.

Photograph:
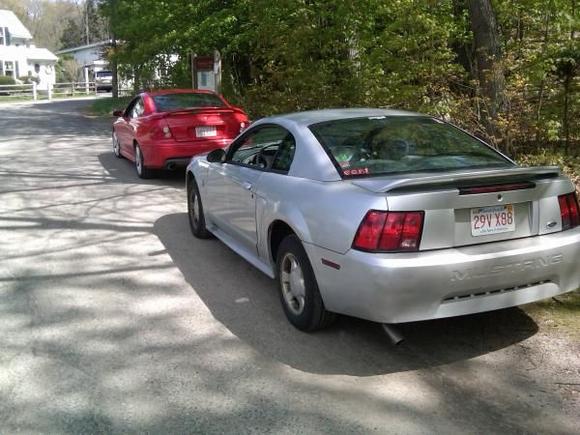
[[0, 76, 16, 85]]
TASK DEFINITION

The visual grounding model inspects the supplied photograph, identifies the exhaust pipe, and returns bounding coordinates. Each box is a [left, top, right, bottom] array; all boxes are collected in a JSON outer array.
[[166, 162, 176, 170], [382, 323, 404, 345]]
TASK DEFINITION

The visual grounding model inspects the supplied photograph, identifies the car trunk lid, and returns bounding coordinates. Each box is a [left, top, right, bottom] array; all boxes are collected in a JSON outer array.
[[351, 166, 571, 249], [163, 108, 241, 142]]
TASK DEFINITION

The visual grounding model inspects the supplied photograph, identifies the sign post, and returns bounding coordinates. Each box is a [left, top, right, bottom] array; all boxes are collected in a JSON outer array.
[[191, 52, 222, 92]]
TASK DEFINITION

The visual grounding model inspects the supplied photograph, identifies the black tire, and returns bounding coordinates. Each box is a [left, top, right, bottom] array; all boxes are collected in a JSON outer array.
[[112, 131, 122, 158], [134, 144, 153, 179], [276, 235, 336, 331], [187, 177, 212, 239]]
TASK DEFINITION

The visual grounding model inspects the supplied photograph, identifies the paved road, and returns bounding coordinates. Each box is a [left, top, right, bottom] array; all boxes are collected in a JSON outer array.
[[0, 100, 578, 434]]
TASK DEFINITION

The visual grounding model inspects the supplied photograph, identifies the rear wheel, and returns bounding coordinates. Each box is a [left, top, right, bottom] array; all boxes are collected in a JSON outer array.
[[135, 144, 153, 179], [276, 235, 336, 331], [188, 178, 211, 239], [112, 131, 122, 158]]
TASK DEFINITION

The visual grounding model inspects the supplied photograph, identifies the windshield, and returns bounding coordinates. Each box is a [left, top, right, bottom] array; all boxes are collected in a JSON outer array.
[[153, 93, 225, 112], [96, 71, 112, 78], [309, 116, 513, 178]]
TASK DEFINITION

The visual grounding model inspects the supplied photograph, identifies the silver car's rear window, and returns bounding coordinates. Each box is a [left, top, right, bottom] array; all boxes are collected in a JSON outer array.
[[309, 116, 513, 178]]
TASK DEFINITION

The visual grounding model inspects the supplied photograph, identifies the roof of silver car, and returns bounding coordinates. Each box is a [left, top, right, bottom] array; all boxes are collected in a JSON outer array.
[[265, 108, 423, 126]]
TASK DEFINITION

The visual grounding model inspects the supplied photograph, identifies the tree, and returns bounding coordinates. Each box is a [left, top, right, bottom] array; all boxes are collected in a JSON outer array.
[[56, 55, 82, 81], [60, 17, 85, 49], [467, 0, 507, 147]]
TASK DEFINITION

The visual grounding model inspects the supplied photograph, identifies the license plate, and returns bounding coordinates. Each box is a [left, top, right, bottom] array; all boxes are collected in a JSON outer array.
[[195, 126, 217, 137], [470, 204, 515, 237]]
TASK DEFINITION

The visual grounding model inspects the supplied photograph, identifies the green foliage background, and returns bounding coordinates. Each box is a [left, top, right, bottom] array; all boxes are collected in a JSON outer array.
[[99, 0, 578, 156]]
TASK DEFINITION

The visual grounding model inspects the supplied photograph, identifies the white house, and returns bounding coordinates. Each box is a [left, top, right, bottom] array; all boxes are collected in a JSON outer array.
[[0, 9, 57, 90], [56, 40, 111, 82]]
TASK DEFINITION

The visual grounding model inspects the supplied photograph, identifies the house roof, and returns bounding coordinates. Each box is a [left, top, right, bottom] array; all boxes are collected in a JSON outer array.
[[56, 40, 111, 55], [0, 45, 57, 62], [0, 10, 33, 39], [26, 47, 58, 61]]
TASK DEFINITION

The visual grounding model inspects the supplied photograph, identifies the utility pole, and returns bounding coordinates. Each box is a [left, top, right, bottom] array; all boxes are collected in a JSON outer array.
[[109, 0, 118, 98], [85, 0, 90, 45]]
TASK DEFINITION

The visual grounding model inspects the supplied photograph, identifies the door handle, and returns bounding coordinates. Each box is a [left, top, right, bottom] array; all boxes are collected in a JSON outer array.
[[241, 181, 253, 190]]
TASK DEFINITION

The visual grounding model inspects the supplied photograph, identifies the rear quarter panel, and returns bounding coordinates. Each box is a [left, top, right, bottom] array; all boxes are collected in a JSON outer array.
[[254, 173, 385, 258]]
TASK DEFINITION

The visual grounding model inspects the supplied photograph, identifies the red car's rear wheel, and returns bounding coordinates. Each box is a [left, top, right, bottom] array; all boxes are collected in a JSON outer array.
[[134, 144, 153, 179]]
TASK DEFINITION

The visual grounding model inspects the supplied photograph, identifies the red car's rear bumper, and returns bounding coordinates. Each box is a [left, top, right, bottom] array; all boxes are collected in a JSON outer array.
[[141, 138, 232, 169]]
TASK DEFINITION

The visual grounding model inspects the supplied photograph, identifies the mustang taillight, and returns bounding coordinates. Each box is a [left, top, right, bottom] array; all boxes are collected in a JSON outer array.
[[353, 210, 424, 252], [558, 192, 580, 230]]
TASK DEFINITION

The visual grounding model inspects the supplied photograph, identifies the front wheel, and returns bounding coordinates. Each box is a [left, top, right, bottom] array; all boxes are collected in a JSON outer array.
[[276, 235, 336, 331], [134, 144, 153, 179], [187, 178, 211, 239]]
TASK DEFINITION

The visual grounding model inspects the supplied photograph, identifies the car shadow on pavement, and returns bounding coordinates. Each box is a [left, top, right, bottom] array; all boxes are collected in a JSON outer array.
[[154, 213, 539, 376], [98, 152, 186, 187]]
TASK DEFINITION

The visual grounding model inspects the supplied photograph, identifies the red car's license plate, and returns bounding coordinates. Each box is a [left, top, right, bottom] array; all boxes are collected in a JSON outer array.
[[195, 126, 217, 137], [470, 204, 515, 236]]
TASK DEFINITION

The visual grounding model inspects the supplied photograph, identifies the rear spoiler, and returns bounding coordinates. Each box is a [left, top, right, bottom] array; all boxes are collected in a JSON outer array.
[[351, 166, 561, 193], [163, 107, 235, 116]]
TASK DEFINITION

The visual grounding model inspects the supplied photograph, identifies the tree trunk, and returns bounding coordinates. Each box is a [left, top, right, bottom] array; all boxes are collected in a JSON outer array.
[[467, 0, 507, 147], [111, 35, 118, 98], [562, 75, 571, 155]]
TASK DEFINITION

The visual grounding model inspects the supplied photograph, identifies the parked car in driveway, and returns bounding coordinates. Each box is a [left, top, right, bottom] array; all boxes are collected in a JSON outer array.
[[112, 89, 249, 178], [95, 70, 113, 92], [185, 108, 580, 332]]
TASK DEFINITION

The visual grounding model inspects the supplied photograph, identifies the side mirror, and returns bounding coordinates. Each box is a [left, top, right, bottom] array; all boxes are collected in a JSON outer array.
[[112, 110, 124, 117], [207, 148, 226, 163]]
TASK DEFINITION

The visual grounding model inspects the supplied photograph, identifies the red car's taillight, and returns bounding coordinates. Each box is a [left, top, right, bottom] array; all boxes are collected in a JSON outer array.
[[558, 192, 580, 230], [150, 120, 173, 140], [353, 210, 424, 252]]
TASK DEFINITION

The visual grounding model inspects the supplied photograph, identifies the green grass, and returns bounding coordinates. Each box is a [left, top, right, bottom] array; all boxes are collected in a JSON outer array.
[[0, 95, 49, 103], [89, 96, 133, 116], [525, 291, 580, 339]]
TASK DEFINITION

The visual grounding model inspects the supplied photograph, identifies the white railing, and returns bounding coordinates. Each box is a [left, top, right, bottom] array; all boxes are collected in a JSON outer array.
[[0, 82, 132, 102], [51, 81, 97, 98], [0, 83, 37, 100]]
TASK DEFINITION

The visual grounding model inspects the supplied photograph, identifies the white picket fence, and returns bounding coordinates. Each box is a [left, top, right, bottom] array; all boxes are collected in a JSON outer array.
[[0, 81, 102, 101], [51, 81, 98, 98], [0, 83, 37, 99]]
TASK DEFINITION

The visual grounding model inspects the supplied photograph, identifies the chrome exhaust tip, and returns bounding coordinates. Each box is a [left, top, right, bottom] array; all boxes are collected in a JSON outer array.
[[382, 323, 405, 345]]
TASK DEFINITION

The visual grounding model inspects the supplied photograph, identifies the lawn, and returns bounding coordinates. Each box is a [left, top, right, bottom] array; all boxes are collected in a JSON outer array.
[[90, 96, 133, 116], [525, 291, 580, 339]]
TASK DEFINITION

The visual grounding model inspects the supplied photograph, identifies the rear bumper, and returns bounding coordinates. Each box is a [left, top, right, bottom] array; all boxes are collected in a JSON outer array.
[[140, 138, 231, 169], [305, 228, 580, 323]]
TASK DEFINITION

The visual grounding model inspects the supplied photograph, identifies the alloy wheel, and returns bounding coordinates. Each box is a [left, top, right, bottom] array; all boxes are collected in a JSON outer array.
[[280, 253, 306, 315], [112, 133, 120, 156], [135, 146, 143, 175], [189, 187, 200, 229]]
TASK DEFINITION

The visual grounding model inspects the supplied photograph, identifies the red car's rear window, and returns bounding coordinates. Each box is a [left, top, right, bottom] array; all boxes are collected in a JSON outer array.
[[153, 93, 225, 112]]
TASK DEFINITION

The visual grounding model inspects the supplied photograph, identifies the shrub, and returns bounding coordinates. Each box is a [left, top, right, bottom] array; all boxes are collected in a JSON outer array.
[[0, 76, 16, 85], [18, 76, 40, 84]]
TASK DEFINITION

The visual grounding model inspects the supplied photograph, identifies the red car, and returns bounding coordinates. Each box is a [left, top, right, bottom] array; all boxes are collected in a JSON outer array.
[[112, 89, 249, 178]]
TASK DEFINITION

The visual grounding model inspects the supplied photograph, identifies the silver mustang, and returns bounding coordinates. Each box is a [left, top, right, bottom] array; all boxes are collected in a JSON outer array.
[[186, 108, 580, 332]]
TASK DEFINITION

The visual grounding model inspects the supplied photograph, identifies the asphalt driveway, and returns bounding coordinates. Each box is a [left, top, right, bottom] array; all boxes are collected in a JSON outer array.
[[0, 99, 578, 434]]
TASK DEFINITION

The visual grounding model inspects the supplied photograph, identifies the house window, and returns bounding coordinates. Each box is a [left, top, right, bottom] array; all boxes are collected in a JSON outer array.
[[4, 61, 14, 77], [34, 63, 40, 74], [0, 61, 4, 76], [0, 28, 4, 46]]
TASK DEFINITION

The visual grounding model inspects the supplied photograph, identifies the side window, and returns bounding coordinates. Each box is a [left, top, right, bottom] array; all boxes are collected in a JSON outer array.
[[131, 98, 144, 118], [271, 138, 296, 173], [229, 125, 294, 171], [123, 98, 138, 118]]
